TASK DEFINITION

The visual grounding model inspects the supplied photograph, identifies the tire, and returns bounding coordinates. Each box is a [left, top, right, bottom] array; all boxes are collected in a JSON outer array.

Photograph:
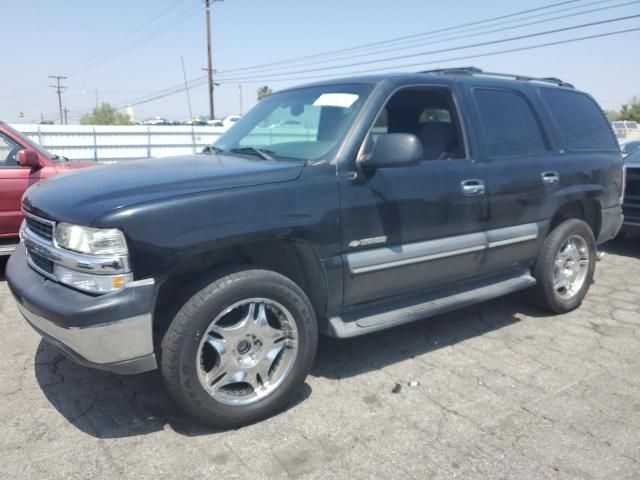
[[532, 218, 596, 314], [160, 268, 318, 429]]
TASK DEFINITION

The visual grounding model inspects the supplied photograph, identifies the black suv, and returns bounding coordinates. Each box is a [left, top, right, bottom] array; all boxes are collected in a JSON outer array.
[[7, 68, 624, 428]]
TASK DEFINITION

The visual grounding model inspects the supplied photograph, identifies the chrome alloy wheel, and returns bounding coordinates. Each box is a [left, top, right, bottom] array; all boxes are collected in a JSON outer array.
[[196, 298, 299, 405], [553, 235, 590, 300]]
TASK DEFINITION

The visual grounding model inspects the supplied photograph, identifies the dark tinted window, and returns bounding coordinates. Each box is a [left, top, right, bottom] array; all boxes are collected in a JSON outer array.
[[541, 89, 617, 151], [369, 88, 466, 161], [474, 89, 547, 158]]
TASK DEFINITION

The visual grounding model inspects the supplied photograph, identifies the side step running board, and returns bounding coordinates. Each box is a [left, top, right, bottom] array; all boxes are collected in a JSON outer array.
[[325, 269, 536, 338]]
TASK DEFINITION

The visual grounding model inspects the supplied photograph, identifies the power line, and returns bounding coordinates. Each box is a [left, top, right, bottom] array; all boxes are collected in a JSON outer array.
[[115, 26, 640, 109], [212, 0, 638, 78], [115, 2, 637, 109], [211, 14, 640, 82], [66, 0, 188, 74], [68, 3, 203, 75], [207, 0, 590, 76]]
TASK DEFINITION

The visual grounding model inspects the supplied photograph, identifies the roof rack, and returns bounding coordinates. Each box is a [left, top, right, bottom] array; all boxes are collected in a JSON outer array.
[[419, 66, 574, 88]]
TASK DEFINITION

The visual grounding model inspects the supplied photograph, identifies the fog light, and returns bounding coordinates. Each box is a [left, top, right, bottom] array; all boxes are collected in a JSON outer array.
[[54, 265, 132, 294]]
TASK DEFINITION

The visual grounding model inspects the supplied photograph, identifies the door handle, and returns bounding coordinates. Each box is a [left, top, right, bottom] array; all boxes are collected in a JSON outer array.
[[541, 171, 560, 185], [461, 179, 485, 196]]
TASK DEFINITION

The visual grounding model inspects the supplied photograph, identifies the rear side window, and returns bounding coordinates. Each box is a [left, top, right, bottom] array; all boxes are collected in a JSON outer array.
[[540, 89, 617, 151], [473, 89, 547, 158]]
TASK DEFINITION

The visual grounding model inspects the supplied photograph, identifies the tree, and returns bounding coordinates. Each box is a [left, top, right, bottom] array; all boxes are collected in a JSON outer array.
[[80, 103, 132, 125], [604, 110, 620, 122], [619, 96, 640, 123], [257, 86, 272, 101]]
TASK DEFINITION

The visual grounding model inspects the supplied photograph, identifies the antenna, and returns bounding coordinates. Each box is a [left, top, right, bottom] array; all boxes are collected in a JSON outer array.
[[180, 56, 197, 154]]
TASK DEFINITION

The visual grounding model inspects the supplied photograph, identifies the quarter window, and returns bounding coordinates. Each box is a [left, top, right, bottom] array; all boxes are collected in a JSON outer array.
[[474, 89, 547, 158], [541, 89, 618, 151]]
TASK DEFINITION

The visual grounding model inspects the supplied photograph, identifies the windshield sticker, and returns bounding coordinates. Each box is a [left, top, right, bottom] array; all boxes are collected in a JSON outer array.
[[313, 93, 359, 108]]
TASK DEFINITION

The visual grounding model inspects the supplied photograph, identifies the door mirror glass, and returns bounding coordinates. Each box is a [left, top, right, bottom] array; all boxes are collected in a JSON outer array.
[[17, 149, 42, 169], [360, 133, 422, 169]]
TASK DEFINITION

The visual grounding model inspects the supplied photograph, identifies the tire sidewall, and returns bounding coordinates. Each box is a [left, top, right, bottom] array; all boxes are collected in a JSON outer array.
[[162, 270, 317, 426], [536, 219, 596, 312]]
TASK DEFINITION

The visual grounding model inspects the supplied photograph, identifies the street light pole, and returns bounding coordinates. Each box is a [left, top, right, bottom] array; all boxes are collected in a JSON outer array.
[[238, 84, 243, 115]]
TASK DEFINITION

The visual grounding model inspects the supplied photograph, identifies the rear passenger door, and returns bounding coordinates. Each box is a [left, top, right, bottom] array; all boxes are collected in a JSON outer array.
[[466, 86, 557, 271]]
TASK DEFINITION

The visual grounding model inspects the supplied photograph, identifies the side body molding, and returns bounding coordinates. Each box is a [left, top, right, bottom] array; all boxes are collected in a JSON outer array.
[[346, 222, 541, 275]]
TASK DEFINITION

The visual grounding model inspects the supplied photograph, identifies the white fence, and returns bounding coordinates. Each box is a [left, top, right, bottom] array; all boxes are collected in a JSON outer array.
[[11, 124, 227, 162]]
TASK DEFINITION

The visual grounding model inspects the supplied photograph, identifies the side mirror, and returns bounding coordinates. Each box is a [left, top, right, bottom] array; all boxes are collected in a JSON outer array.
[[358, 133, 423, 169], [17, 150, 42, 169]]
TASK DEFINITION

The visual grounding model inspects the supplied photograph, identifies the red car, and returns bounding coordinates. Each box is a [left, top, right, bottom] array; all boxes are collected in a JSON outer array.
[[0, 121, 93, 255]]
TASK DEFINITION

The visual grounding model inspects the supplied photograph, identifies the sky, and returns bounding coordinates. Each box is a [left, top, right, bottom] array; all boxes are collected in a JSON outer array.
[[1, 0, 639, 124]]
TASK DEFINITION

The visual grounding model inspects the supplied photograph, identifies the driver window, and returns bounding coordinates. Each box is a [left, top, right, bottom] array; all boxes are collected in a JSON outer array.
[[368, 87, 466, 161], [0, 133, 20, 167]]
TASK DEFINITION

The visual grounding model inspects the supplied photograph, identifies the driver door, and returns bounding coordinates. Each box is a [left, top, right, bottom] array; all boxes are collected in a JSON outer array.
[[338, 86, 488, 307]]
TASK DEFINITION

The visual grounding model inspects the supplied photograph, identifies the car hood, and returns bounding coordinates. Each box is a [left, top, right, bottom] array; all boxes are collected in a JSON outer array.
[[54, 160, 96, 171], [24, 154, 305, 225]]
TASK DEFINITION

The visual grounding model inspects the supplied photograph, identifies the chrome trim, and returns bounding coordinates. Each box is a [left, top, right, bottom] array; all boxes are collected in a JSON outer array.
[[17, 302, 154, 365], [347, 223, 540, 275], [22, 226, 130, 274], [487, 234, 539, 248], [22, 209, 56, 240], [351, 245, 485, 274], [0, 244, 17, 256], [126, 278, 155, 287]]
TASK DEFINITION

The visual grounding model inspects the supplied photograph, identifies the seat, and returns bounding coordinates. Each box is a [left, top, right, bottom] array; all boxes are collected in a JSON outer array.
[[418, 122, 456, 160]]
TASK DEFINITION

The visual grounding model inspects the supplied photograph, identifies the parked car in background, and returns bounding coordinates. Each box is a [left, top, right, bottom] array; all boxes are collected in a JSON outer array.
[[621, 149, 640, 235], [222, 115, 241, 128], [139, 117, 174, 126], [6, 68, 623, 428], [621, 139, 640, 158], [612, 120, 640, 141], [0, 121, 94, 255], [269, 120, 302, 128]]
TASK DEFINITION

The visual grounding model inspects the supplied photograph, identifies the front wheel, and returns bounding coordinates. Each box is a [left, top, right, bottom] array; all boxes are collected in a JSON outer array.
[[532, 219, 596, 314], [160, 269, 318, 428]]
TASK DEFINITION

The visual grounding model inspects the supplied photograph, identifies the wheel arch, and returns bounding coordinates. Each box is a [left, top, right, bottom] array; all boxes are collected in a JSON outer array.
[[549, 197, 601, 239], [153, 238, 328, 339]]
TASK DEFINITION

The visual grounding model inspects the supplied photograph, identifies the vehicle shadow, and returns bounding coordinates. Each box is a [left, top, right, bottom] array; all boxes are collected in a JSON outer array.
[[0, 257, 7, 280], [33, 291, 543, 439], [600, 233, 639, 259]]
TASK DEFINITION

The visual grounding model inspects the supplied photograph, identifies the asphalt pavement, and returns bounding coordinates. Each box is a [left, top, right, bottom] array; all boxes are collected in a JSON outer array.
[[1, 237, 639, 479]]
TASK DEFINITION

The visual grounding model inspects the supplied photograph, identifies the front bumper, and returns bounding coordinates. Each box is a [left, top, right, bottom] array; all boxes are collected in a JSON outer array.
[[7, 245, 157, 375]]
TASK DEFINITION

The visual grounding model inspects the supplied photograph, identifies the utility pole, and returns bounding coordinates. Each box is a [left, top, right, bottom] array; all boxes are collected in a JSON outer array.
[[238, 84, 243, 115], [49, 75, 67, 124], [94, 88, 99, 109], [63, 108, 69, 125], [205, 0, 222, 120]]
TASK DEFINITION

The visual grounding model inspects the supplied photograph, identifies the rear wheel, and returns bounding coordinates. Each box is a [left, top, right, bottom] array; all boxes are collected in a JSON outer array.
[[160, 269, 317, 428], [532, 219, 596, 313]]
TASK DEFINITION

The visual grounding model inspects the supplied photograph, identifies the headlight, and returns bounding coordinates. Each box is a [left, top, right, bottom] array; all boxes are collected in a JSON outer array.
[[54, 265, 133, 294], [55, 223, 128, 256]]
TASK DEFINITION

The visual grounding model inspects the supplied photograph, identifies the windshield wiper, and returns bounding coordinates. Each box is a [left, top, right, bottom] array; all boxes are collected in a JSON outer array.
[[230, 147, 276, 161], [202, 145, 224, 154]]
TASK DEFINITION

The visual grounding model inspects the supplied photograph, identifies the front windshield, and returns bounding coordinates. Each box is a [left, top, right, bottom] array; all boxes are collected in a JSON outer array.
[[213, 83, 373, 162]]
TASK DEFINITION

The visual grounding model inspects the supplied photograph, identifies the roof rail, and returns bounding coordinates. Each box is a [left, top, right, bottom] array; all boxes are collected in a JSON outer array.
[[419, 66, 574, 88]]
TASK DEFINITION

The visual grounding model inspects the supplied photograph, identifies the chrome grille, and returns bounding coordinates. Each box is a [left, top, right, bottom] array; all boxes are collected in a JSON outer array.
[[24, 212, 54, 241], [29, 251, 54, 275]]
